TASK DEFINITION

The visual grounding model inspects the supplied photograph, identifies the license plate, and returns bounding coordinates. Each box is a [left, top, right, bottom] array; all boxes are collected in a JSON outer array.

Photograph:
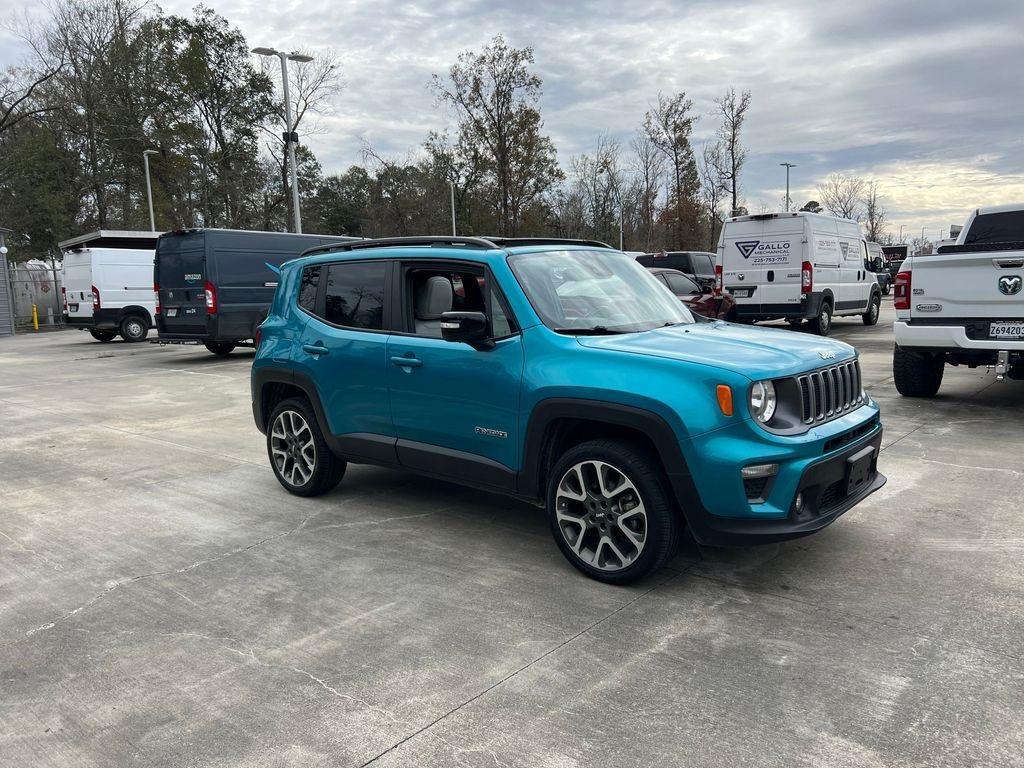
[[989, 321, 1024, 339], [166, 308, 178, 317], [68, 303, 78, 312], [732, 289, 751, 298], [845, 445, 876, 496]]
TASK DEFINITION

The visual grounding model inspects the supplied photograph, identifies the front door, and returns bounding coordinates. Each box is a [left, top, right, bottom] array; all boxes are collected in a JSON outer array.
[[386, 263, 524, 484]]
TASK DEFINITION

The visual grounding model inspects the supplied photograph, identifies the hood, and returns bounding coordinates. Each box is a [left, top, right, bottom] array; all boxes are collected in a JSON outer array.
[[576, 321, 856, 380]]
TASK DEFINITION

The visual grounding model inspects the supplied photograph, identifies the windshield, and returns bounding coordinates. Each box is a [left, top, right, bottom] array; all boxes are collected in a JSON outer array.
[[508, 249, 694, 333]]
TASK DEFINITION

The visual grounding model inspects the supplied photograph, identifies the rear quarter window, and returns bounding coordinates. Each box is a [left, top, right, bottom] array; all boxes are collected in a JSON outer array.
[[298, 265, 320, 311]]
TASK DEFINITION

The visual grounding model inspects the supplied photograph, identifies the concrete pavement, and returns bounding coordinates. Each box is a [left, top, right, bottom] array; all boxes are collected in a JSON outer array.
[[1, 303, 1021, 767]]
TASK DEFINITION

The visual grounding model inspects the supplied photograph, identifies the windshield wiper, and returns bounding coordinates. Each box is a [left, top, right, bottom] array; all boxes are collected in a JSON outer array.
[[552, 326, 630, 335]]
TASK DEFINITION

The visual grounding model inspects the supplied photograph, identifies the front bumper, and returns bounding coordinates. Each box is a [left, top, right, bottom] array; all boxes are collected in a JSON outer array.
[[674, 406, 885, 546], [893, 320, 1024, 351]]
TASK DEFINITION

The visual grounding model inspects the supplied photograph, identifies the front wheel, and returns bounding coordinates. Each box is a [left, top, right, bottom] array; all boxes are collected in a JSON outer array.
[[808, 301, 833, 336], [120, 315, 148, 342], [862, 294, 881, 326], [267, 398, 346, 496], [893, 345, 944, 397], [89, 329, 116, 342], [204, 341, 236, 356], [547, 439, 679, 585]]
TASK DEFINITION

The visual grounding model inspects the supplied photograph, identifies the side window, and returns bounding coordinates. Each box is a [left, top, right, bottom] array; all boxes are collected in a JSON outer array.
[[666, 273, 699, 295], [298, 265, 320, 311], [324, 261, 386, 330], [490, 288, 513, 338]]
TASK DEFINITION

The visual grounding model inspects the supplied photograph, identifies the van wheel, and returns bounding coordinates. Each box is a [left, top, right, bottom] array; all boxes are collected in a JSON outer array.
[[547, 439, 679, 585], [267, 398, 346, 496], [204, 342, 236, 356], [89, 330, 116, 342], [808, 301, 832, 336], [862, 294, 881, 326], [893, 345, 944, 397], [120, 315, 148, 342]]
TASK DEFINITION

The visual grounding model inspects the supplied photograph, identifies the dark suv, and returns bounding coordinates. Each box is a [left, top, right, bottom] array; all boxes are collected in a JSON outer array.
[[252, 237, 885, 584]]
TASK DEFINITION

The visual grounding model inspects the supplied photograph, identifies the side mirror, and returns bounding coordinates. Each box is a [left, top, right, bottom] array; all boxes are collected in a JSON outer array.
[[440, 311, 492, 348]]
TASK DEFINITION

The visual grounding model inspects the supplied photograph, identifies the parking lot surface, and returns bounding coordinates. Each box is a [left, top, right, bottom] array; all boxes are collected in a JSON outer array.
[[1, 302, 1022, 767]]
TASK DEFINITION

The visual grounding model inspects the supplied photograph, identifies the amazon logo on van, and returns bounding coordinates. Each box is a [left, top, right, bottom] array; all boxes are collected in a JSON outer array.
[[184, 273, 202, 282]]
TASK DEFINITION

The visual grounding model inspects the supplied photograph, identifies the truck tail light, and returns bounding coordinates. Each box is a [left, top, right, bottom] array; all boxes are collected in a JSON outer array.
[[62, 287, 68, 312], [894, 271, 911, 310], [204, 281, 217, 314], [801, 261, 813, 294], [91, 285, 100, 311], [714, 265, 723, 296], [154, 283, 161, 315]]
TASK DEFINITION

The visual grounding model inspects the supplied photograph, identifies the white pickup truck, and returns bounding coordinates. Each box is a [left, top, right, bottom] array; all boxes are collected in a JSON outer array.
[[893, 203, 1024, 396]]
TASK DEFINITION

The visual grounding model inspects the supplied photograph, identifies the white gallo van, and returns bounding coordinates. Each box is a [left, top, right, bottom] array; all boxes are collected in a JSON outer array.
[[61, 231, 161, 342], [716, 212, 881, 335]]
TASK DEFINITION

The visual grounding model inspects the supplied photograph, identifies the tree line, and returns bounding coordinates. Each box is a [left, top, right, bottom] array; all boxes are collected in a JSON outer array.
[[1, 0, 891, 262]]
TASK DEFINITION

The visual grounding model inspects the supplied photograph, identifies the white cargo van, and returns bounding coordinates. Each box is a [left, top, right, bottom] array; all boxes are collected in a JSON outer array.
[[716, 212, 881, 335], [61, 231, 161, 342]]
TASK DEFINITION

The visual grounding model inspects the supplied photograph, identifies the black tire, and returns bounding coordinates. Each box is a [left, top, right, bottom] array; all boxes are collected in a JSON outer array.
[[786, 318, 803, 327], [546, 438, 680, 585], [862, 293, 881, 326], [266, 397, 346, 497], [204, 341, 236, 356], [893, 345, 944, 397], [808, 300, 833, 336], [119, 315, 148, 342], [882, 284, 891, 296], [89, 329, 116, 342]]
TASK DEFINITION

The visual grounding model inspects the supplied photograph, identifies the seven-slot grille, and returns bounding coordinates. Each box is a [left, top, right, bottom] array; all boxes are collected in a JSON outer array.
[[796, 359, 863, 425]]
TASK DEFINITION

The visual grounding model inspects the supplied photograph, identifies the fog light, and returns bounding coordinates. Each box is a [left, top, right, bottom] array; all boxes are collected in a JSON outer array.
[[794, 492, 804, 513], [741, 463, 778, 479]]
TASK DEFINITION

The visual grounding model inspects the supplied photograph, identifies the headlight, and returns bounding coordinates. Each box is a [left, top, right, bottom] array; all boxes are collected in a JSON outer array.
[[749, 380, 777, 423]]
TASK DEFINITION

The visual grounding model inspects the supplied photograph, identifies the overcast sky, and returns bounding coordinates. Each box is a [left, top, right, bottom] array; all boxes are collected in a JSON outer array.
[[3, 0, 1023, 237]]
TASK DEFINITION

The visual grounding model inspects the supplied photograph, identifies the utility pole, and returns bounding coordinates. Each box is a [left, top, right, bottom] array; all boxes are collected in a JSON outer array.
[[143, 150, 158, 232], [449, 180, 456, 236], [252, 47, 314, 233], [780, 162, 796, 211]]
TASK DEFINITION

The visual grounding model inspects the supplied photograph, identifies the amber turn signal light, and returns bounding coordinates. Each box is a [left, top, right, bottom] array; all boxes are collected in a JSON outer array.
[[716, 384, 734, 416]]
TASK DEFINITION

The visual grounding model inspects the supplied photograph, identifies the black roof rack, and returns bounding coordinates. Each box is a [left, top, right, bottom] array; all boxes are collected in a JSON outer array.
[[300, 235, 616, 259]]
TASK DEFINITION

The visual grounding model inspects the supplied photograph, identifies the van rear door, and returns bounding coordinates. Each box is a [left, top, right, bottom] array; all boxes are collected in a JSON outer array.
[[721, 216, 802, 314], [156, 231, 208, 335], [62, 251, 93, 320]]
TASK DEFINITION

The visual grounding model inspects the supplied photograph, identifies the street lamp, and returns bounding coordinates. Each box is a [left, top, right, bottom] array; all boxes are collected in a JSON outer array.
[[448, 180, 456, 236], [780, 162, 796, 211], [143, 149, 158, 232], [252, 47, 314, 234], [598, 165, 624, 251]]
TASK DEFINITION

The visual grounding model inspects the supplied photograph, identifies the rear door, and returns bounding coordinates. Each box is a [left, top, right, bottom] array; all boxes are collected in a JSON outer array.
[[721, 218, 802, 314], [61, 251, 93, 320], [156, 232, 208, 335]]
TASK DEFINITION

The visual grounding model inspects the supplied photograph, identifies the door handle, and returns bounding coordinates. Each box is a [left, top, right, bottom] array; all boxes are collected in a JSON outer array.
[[302, 344, 329, 356], [390, 355, 422, 368]]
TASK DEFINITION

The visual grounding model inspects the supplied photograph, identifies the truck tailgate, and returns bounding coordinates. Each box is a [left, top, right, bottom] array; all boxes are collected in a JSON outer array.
[[910, 251, 1024, 320]]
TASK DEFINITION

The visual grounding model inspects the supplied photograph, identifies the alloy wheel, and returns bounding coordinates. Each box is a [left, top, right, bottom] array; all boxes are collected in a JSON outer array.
[[554, 460, 648, 571], [270, 410, 317, 487]]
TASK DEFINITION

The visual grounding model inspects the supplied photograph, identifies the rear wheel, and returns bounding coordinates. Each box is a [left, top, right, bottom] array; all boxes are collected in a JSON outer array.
[[204, 341, 236, 356], [862, 293, 881, 326], [547, 439, 679, 585], [119, 315, 148, 342], [893, 345, 944, 397], [89, 329, 116, 342], [267, 397, 346, 496], [808, 301, 833, 336]]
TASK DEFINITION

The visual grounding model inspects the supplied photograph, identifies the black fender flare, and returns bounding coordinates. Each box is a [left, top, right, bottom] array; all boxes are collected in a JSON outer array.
[[119, 305, 154, 328]]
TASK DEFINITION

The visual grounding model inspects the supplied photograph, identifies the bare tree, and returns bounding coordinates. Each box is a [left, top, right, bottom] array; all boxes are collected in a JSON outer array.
[[629, 130, 664, 251], [643, 91, 700, 248], [0, 14, 64, 135], [862, 181, 887, 242], [817, 173, 867, 220], [699, 141, 728, 250], [712, 87, 751, 216]]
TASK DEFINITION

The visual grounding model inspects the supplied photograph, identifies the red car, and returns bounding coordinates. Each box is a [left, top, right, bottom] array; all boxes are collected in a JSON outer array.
[[647, 267, 735, 319]]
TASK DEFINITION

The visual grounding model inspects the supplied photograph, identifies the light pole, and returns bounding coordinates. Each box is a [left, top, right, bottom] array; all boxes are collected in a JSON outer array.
[[598, 166, 624, 251], [899, 224, 905, 243], [780, 162, 796, 211], [253, 47, 314, 233], [143, 149, 158, 232], [449, 180, 456, 236]]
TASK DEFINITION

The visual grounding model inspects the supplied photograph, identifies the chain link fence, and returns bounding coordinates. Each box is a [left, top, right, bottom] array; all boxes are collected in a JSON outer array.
[[5, 260, 65, 331]]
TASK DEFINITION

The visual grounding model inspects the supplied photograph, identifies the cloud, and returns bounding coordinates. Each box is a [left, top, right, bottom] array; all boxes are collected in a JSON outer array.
[[2, 0, 1021, 234]]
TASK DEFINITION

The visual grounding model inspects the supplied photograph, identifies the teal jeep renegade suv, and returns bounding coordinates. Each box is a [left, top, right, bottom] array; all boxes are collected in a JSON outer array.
[[252, 237, 885, 584]]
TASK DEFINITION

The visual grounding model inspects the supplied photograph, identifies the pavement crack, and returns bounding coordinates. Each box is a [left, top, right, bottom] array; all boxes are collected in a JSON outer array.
[[0, 530, 64, 571]]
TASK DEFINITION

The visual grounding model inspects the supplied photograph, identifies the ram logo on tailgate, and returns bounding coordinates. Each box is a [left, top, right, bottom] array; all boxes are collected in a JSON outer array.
[[998, 275, 1022, 296]]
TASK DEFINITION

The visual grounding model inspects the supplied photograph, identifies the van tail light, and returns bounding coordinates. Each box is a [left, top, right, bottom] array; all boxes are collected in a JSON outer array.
[[154, 284, 161, 315], [62, 287, 68, 312], [894, 271, 911, 310], [204, 281, 217, 314], [801, 261, 813, 294], [91, 285, 100, 311], [714, 265, 723, 296]]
